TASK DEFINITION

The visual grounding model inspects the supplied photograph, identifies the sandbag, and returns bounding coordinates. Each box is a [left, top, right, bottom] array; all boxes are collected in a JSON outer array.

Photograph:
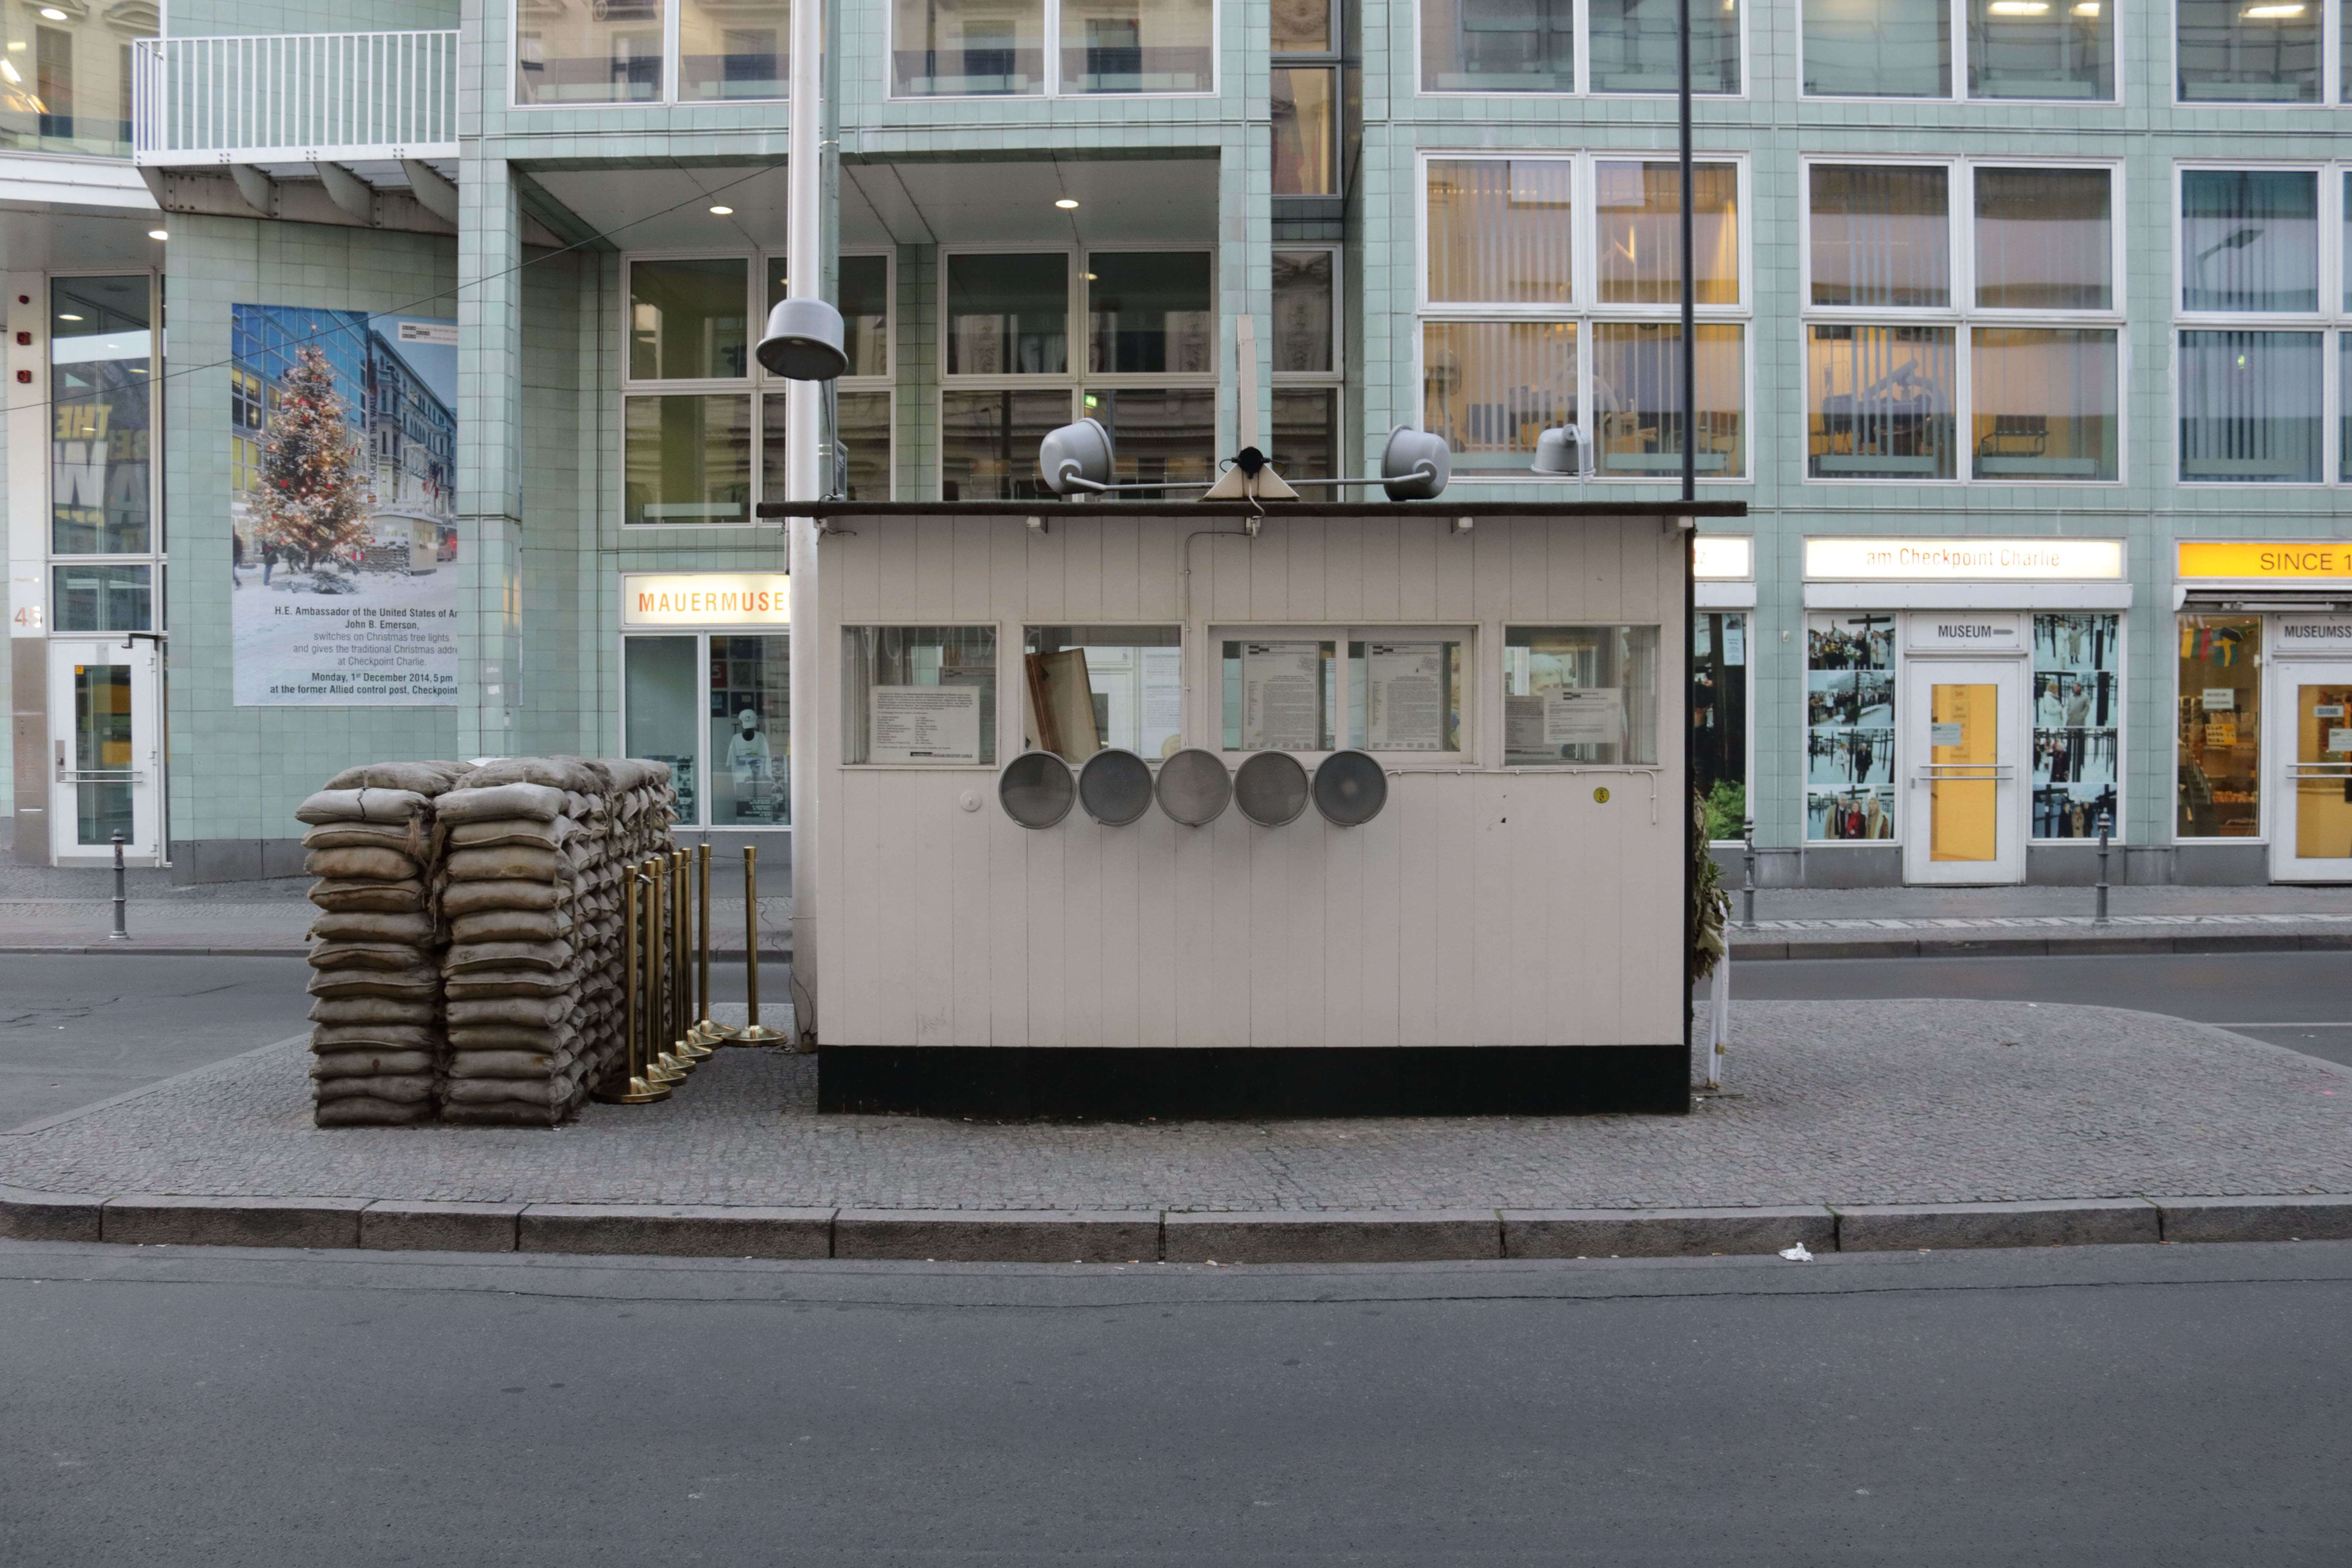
[[445, 940, 575, 974], [441, 1076, 575, 1107], [448, 1022, 575, 1052], [441, 879, 566, 916], [311, 1022, 443, 1050], [307, 941, 430, 972], [308, 879, 428, 914], [301, 821, 427, 855], [446, 818, 573, 852], [309, 910, 437, 945], [448, 908, 570, 944], [442, 973, 572, 1000], [445, 1050, 565, 1079], [309, 1049, 438, 1077], [315, 1097, 436, 1127], [306, 966, 439, 999], [294, 788, 431, 826], [458, 758, 604, 794], [445, 995, 574, 1029], [304, 846, 422, 882], [324, 761, 465, 795], [437, 782, 567, 826], [445, 845, 562, 883], [312, 1074, 436, 1104], [437, 1101, 567, 1128], [309, 995, 439, 1025]]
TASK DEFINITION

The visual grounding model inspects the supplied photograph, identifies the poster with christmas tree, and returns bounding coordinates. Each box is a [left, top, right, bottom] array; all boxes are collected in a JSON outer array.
[[229, 305, 459, 706]]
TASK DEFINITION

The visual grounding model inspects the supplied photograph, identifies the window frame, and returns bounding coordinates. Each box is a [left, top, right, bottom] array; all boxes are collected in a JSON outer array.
[[2169, 0, 2343, 107], [884, 0, 1221, 101], [47, 269, 165, 628], [840, 621, 1004, 769], [1018, 621, 1187, 760], [2169, 610, 2265, 842], [1272, 242, 1346, 479], [510, 0, 791, 109], [2170, 159, 2348, 489], [620, 628, 796, 832], [2027, 610, 2129, 845], [1209, 624, 1481, 766], [1797, 0, 2123, 104], [1414, 150, 1754, 485], [1798, 154, 2128, 487], [1691, 605, 1758, 845], [1413, 0, 1752, 99]]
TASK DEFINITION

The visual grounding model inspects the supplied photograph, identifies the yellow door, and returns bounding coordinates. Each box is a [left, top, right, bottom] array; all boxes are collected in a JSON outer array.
[[1930, 682, 1999, 862], [2293, 683, 2352, 863]]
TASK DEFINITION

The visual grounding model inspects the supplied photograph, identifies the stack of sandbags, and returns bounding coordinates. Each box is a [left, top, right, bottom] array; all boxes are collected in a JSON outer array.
[[298, 762, 463, 1127]]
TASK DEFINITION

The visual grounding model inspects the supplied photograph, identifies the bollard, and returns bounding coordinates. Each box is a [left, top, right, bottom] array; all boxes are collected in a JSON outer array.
[[648, 857, 693, 1082], [2095, 812, 2112, 925], [1739, 816, 1757, 931], [672, 848, 710, 1062], [691, 841, 728, 1044], [109, 829, 129, 941], [733, 843, 786, 1045], [593, 863, 670, 1103]]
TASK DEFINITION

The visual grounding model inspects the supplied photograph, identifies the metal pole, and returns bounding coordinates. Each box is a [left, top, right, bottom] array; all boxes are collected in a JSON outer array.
[[783, 0, 824, 1053], [645, 863, 688, 1084], [673, 848, 710, 1061], [110, 830, 129, 941], [694, 840, 730, 1044], [1740, 815, 1757, 930], [1677, 0, 1695, 508], [595, 864, 669, 1103], [2095, 812, 2112, 925], [736, 843, 786, 1044]]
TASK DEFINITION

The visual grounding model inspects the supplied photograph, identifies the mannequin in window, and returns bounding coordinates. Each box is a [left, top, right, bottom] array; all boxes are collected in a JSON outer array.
[[729, 707, 775, 815]]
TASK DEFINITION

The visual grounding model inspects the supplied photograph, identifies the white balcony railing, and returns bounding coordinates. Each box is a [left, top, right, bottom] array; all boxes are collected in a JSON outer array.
[[132, 31, 459, 166]]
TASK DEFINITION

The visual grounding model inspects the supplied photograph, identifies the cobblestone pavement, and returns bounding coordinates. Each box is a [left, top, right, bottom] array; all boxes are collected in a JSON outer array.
[[3, 1002, 2346, 1210], [0, 896, 793, 951]]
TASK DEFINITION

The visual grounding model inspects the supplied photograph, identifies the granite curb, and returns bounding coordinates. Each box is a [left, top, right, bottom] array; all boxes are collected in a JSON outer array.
[[7, 1187, 2349, 1259], [0, 944, 793, 960]]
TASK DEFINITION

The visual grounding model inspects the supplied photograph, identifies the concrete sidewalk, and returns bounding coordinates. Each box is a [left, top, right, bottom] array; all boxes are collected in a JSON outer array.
[[4, 1000, 2347, 1262]]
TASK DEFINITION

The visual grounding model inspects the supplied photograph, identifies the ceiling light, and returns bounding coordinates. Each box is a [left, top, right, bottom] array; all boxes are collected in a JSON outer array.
[[1085, 271, 1098, 280], [2070, 2, 2098, 11], [38, 7, 67, 19], [0, 60, 19, 83], [147, 229, 168, 241], [1054, 198, 1080, 210], [1987, 2, 2048, 13], [2241, 2, 2303, 13], [56, 312, 81, 321], [708, 204, 733, 215]]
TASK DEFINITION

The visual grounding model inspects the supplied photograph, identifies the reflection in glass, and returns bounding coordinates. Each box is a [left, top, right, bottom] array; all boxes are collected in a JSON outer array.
[[1807, 325, 1956, 479], [1347, 639, 1463, 753], [51, 563, 151, 632], [1025, 626, 1183, 759], [624, 394, 753, 523], [2178, 331, 2322, 483], [1809, 164, 1949, 307], [1974, 167, 2111, 310], [1272, 67, 1336, 194], [49, 276, 150, 555], [1421, 0, 1574, 91], [1590, 0, 1741, 93], [1970, 328, 2117, 481], [1503, 626, 1659, 766], [1802, 0, 1950, 95], [70, 662, 132, 846], [517, 0, 664, 103], [1597, 162, 1740, 306], [0, 4, 154, 156], [942, 389, 1069, 500], [1080, 388, 1215, 497], [1693, 612, 1748, 839], [2031, 613, 2120, 839], [1805, 612, 1896, 840], [2342, 339, 2352, 482], [893, 0, 1045, 94], [626, 636, 701, 824], [1593, 323, 1746, 479], [947, 252, 1068, 374], [630, 259, 749, 381], [844, 625, 998, 765], [2176, 615, 2261, 837], [764, 390, 893, 501], [1967, 0, 2111, 98], [1272, 389, 1340, 478], [1423, 321, 1578, 474], [710, 635, 790, 825], [1221, 639, 1336, 751], [1061, 0, 1214, 91], [767, 254, 890, 377], [2177, 0, 2319, 102], [2292, 679, 2352, 860], [2181, 170, 2318, 314], [680, 0, 788, 99], [1087, 252, 1213, 373], [1272, 0, 1335, 50], [1427, 160, 1574, 304], [1272, 250, 1334, 373]]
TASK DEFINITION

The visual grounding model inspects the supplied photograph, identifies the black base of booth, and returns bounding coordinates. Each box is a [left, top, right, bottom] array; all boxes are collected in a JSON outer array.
[[816, 1045, 1691, 1119]]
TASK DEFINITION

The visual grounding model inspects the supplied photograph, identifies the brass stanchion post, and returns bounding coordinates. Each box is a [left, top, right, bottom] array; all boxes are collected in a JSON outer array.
[[593, 861, 669, 1103], [644, 862, 689, 1084], [693, 841, 730, 1044], [733, 842, 785, 1044], [673, 848, 711, 1061]]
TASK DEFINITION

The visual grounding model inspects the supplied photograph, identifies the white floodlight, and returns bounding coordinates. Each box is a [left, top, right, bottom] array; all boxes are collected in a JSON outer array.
[[1531, 426, 1593, 477]]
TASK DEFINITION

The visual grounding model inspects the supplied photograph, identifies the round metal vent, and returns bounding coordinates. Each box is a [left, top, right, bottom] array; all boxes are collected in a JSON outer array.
[[1233, 751, 1310, 827], [998, 750, 1076, 829], [1078, 748, 1154, 826], [1154, 747, 1233, 827], [1312, 750, 1388, 827]]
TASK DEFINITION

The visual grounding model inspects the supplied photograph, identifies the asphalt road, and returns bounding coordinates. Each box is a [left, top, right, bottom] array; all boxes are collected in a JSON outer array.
[[1, 1238, 2345, 1566]]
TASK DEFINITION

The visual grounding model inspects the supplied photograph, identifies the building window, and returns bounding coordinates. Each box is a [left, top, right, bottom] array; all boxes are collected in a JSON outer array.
[[1272, 66, 1338, 194], [1693, 612, 1748, 839], [1802, 0, 2112, 98], [891, 0, 1212, 95], [51, 562, 151, 633], [1806, 612, 1896, 840], [632, 259, 749, 381], [2176, 614, 2261, 838], [1806, 161, 2120, 483], [624, 394, 754, 524], [762, 252, 895, 501], [50, 275, 153, 555], [1421, 156, 1748, 480], [2175, 167, 2351, 485], [2033, 613, 2121, 839], [518, 0, 786, 105], [625, 636, 703, 822], [0, 5, 152, 156], [1079, 388, 1216, 495], [1421, 0, 1741, 94], [1272, 246, 1343, 479], [2176, 0, 2325, 102]]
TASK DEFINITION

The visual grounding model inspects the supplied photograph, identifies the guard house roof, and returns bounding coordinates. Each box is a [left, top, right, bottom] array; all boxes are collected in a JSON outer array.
[[758, 501, 1749, 520]]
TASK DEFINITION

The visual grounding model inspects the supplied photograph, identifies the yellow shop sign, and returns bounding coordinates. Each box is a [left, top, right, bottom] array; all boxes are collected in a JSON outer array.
[[2177, 541, 2352, 581]]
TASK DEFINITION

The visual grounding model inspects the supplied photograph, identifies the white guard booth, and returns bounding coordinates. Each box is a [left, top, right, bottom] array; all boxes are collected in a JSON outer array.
[[802, 499, 1730, 1118]]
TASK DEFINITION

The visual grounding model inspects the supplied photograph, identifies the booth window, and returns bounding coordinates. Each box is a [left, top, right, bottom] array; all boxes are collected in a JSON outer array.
[[1806, 161, 2119, 483], [1805, 612, 1896, 840], [2177, 614, 2262, 838], [1024, 626, 1183, 760], [1503, 626, 1658, 766], [1419, 0, 1741, 94], [1422, 156, 1748, 479], [1693, 612, 1748, 839], [845, 626, 998, 765], [1221, 639, 1337, 751], [1348, 638, 1465, 753], [2176, 170, 2337, 485], [2032, 613, 2121, 840]]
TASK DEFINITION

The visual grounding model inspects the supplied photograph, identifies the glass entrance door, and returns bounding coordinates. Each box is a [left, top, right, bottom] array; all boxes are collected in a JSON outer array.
[[47, 637, 162, 863], [2271, 663, 2352, 882], [1904, 659, 2024, 884]]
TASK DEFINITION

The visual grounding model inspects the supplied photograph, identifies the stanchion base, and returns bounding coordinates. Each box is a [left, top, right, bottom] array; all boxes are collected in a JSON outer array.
[[675, 1038, 714, 1062], [690, 1019, 735, 1045], [649, 1053, 691, 1083], [731, 1024, 788, 1046], [592, 1076, 673, 1105]]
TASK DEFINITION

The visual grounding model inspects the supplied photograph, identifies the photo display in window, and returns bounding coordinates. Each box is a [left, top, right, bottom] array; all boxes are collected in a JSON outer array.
[[2176, 614, 2261, 838], [1806, 612, 1896, 840], [2031, 613, 2118, 839]]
